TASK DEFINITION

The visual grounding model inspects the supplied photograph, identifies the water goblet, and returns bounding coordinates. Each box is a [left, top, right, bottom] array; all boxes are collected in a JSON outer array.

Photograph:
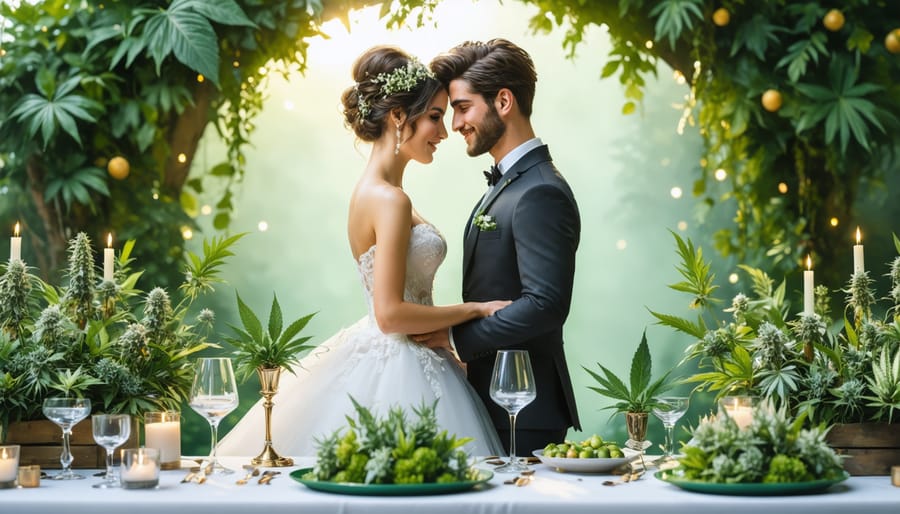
[[489, 349, 536, 473], [189, 357, 239, 475], [651, 396, 690, 462], [91, 414, 131, 488], [42, 397, 92, 480]]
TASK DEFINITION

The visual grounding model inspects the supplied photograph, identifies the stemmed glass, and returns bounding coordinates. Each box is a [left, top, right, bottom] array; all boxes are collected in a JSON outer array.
[[489, 349, 536, 473], [42, 397, 92, 480], [651, 396, 690, 462], [189, 357, 239, 475], [91, 414, 131, 488]]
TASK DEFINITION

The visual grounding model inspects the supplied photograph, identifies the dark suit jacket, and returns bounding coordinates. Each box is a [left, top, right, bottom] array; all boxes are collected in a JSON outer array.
[[452, 145, 581, 432]]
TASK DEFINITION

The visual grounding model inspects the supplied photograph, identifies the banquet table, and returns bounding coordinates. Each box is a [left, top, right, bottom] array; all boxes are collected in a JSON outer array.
[[4, 457, 898, 514]]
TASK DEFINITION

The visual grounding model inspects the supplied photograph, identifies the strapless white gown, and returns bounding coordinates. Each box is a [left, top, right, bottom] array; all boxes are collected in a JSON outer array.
[[217, 224, 503, 457]]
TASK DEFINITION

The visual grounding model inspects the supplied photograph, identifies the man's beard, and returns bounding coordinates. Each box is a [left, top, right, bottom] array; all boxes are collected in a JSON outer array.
[[467, 103, 506, 157]]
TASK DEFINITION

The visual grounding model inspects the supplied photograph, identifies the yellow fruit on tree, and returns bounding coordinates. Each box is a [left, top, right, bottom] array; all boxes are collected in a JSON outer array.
[[823, 9, 845, 32], [761, 89, 783, 112], [886, 29, 900, 54], [712, 8, 730, 27], [107, 156, 130, 180]]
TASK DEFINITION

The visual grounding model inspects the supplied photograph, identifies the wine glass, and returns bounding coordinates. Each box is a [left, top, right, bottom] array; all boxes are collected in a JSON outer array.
[[189, 357, 239, 475], [489, 350, 536, 473], [651, 396, 690, 462], [91, 414, 131, 488], [42, 397, 92, 480]]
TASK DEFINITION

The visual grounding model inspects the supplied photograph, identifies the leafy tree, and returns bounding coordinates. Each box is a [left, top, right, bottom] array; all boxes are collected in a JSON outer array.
[[0, 0, 390, 285], [524, 0, 900, 285]]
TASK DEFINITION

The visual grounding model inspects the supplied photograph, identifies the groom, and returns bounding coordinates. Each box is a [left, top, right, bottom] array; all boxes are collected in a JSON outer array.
[[425, 39, 581, 452]]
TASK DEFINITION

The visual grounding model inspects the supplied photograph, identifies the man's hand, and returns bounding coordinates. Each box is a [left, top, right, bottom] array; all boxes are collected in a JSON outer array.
[[409, 329, 452, 351]]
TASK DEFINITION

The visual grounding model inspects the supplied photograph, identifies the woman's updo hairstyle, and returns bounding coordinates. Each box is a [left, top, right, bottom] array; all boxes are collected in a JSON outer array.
[[341, 46, 443, 142]]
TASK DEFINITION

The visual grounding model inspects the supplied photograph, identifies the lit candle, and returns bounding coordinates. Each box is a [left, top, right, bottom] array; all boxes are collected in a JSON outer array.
[[144, 411, 181, 469], [0, 445, 20, 485], [803, 255, 814, 315], [103, 233, 115, 282], [730, 406, 754, 430], [10, 222, 21, 262], [853, 227, 865, 274], [122, 460, 156, 482], [720, 396, 755, 430], [120, 448, 159, 489]]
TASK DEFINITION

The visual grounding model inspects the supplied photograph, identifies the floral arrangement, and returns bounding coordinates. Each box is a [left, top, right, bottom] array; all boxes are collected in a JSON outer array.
[[307, 397, 476, 484], [652, 232, 900, 427], [0, 231, 243, 436], [677, 402, 845, 483]]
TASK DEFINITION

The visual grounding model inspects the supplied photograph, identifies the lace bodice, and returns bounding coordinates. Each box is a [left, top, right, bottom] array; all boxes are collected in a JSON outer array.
[[357, 223, 446, 316]]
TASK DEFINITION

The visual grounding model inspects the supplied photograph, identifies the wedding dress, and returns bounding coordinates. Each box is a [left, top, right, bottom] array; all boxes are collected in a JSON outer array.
[[217, 224, 503, 457]]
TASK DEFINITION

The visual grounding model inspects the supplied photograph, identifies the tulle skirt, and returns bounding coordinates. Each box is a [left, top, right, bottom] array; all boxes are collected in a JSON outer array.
[[217, 316, 503, 457]]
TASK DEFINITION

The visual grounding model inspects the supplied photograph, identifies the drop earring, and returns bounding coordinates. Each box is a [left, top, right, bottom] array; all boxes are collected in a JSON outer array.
[[395, 124, 401, 155]]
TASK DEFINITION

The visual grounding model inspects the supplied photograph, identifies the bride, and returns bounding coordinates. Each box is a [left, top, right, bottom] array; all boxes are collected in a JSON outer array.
[[217, 46, 507, 457]]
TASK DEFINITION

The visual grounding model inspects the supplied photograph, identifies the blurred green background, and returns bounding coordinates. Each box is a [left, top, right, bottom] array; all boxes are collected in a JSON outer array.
[[177, 0, 713, 457]]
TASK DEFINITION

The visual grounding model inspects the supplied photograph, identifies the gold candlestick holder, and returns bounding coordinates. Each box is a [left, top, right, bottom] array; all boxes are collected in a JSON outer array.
[[251, 367, 294, 467]]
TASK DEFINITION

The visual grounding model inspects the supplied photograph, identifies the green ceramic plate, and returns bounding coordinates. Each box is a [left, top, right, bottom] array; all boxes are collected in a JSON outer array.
[[655, 470, 850, 496], [290, 468, 494, 496]]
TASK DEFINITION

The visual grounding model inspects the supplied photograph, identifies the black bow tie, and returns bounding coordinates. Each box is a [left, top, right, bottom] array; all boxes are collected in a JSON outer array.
[[483, 165, 502, 186]]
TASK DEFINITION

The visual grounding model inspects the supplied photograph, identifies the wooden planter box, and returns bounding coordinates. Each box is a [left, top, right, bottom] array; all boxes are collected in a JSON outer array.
[[826, 422, 900, 476], [2, 418, 139, 469]]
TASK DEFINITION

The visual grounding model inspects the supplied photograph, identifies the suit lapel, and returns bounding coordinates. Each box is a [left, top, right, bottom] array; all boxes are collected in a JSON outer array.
[[462, 145, 552, 277]]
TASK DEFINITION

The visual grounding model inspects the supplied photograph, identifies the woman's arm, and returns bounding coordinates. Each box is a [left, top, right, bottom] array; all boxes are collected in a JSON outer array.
[[370, 188, 507, 334]]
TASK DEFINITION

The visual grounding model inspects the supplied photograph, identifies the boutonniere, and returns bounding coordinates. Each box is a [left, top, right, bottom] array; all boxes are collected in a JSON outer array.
[[472, 211, 497, 231]]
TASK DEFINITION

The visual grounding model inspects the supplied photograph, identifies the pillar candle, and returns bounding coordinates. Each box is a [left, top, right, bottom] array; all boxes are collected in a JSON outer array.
[[103, 233, 115, 282], [730, 406, 754, 430], [853, 227, 865, 274], [0, 445, 19, 483], [803, 255, 814, 315], [144, 411, 181, 469], [10, 222, 21, 262]]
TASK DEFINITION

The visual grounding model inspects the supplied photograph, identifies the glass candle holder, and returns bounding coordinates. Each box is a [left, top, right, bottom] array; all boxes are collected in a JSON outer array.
[[144, 411, 181, 470], [120, 448, 160, 489], [718, 395, 757, 430], [0, 445, 20, 489], [18, 465, 41, 488]]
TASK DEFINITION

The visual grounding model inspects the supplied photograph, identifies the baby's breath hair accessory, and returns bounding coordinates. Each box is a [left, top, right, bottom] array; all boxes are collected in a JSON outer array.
[[355, 86, 371, 120], [373, 58, 434, 96]]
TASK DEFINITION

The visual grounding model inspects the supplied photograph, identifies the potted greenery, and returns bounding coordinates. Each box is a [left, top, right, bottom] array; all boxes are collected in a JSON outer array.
[[652, 232, 900, 475], [583, 330, 676, 449], [225, 292, 316, 467], [0, 231, 242, 467]]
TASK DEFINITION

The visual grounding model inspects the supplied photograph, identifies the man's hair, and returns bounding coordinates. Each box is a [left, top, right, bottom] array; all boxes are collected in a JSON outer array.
[[430, 38, 537, 117]]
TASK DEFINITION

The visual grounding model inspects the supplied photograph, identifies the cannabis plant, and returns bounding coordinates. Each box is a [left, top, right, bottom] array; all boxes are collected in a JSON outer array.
[[583, 330, 676, 415], [225, 292, 317, 382], [652, 231, 900, 426], [308, 397, 474, 485], [0, 232, 244, 437]]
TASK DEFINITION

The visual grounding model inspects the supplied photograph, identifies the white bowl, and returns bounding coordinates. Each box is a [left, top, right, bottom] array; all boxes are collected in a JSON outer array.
[[531, 448, 638, 473]]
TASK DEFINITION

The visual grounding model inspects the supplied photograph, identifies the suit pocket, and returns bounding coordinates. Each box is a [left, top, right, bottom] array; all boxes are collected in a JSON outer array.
[[477, 229, 501, 240]]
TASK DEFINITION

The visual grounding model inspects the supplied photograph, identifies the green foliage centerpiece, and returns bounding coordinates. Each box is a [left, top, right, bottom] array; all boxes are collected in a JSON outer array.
[[0, 232, 243, 438], [226, 293, 316, 467], [306, 398, 476, 485], [674, 401, 846, 485]]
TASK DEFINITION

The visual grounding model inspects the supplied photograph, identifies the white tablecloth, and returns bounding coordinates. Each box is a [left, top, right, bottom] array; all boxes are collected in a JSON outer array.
[[4, 457, 899, 514]]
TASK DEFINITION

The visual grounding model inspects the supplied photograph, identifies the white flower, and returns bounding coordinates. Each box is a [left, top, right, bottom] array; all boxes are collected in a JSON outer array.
[[472, 212, 497, 231]]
